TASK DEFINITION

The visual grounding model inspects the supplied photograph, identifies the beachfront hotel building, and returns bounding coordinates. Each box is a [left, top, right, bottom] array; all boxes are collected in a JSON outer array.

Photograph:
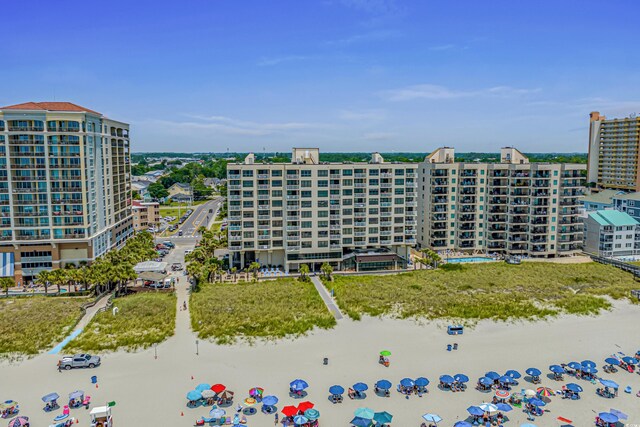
[[583, 210, 640, 258], [0, 102, 133, 285], [587, 111, 640, 191], [226, 148, 417, 272], [417, 147, 586, 258]]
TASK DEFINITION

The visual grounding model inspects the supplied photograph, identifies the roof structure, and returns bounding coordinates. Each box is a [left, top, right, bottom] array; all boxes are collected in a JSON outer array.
[[581, 189, 622, 205], [614, 192, 640, 201], [1, 101, 101, 115], [588, 210, 639, 227]]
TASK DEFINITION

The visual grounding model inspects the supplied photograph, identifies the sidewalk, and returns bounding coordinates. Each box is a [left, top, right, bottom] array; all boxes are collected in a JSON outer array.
[[310, 276, 343, 320]]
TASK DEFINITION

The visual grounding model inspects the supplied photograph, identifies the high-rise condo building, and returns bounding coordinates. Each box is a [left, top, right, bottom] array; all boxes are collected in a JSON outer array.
[[587, 111, 640, 191], [226, 148, 417, 272], [0, 102, 133, 285], [418, 147, 585, 258]]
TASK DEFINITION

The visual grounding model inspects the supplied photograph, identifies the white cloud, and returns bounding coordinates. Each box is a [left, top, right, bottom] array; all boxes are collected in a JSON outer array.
[[384, 84, 541, 101], [339, 109, 387, 121], [325, 29, 401, 46], [428, 44, 456, 51]]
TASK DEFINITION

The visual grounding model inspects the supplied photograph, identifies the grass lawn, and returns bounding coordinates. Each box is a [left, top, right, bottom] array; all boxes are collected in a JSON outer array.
[[65, 292, 176, 352], [190, 279, 336, 344], [327, 262, 639, 322], [0, 297, 86, 355]]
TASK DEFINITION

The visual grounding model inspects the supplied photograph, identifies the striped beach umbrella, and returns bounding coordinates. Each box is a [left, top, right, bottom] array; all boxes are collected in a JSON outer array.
[[536, 387, 554, 397]]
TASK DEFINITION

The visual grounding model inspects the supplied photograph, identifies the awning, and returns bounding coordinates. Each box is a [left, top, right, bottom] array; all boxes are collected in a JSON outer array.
[[0, 252, 14, 277]]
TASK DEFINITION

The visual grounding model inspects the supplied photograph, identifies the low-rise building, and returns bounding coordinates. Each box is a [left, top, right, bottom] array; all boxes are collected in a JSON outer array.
[[168, 183, 192, 202], [132, 201, 159, 232], [583, 210, 640, 258], [580, 189, 620, 212]]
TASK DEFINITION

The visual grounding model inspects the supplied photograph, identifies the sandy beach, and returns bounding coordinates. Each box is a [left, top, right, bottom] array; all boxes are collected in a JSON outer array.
[[2, 278, 640, 426]]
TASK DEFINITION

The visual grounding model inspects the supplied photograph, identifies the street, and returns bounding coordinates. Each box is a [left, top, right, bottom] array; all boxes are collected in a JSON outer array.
[[173, 197, 223, 238]]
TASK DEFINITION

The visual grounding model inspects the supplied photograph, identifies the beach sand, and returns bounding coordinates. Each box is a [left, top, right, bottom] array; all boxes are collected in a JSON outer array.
[[2, 283, 640, 427]]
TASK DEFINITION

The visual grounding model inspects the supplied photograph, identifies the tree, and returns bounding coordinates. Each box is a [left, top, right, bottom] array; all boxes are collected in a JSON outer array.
[[0, 277, 13, 297], [36, 270, 51, 295], [248, 262, 260, 281], [299, 264, 310, 282], [320, 262, 333, 281], [148, 182, 169, 199], [230, 267, 237, 283], [419, 248, 442, 269]]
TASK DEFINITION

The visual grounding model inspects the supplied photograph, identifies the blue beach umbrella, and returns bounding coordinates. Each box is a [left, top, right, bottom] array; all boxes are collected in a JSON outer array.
[[422, 413, 442, 423], [373, 411, 393, 424], [354, 407, 375, 419], [581, 366, 598, 374], [467, 406, 484, 416], [567, 362, 581, 370], [293, 415, 308, 425], [598, 412, 619, 424], [496, 403, 513, 412], [485, 371, 500, 380], [581, 360, 596, 367], [499, 376, 512, 384], [549, 365, 564, 373], [304, 409, 320, 420], [350, 416, 371, 427], [375, 380, 391, 390], [400, 378, 415, 388], [454, 374, 469, 383], [42, 393, 59, 402], [605, 357, 620, 366], [599, 379, 619, 389], [505, 369, 521, 379], [195, 383, 211, 392], [329, 385, 344, 395], [290, 379, 309, 391], [622, 356, 638, 365], [439, 375, 455, 384], [187, 390, 202, 401], [528, 397, 546, 407], [209, 408, 226, 418], [415, 377, 430, 387], [610, 409, 627, 420], [479, 377, 493, 386], [454, 422, 473, 427], [526, 368, 541, 376], [262, 395, 278, 406], [353, 382, 368, 392], [520, 424, 538, 427], [565, 383, 583, 393]]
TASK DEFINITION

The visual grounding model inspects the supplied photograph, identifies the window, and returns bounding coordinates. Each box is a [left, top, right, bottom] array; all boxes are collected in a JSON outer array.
[[301, 180, 312, 188], [317, 190, 328, 197], [302, 221, 312, 228], [317, 170, 328, 177], [301, 201, 312, 208], [318, 180, 328, 187], [318, 221, 328, 228], [301, 170, 311, 177], [302, 211, 312, 218]]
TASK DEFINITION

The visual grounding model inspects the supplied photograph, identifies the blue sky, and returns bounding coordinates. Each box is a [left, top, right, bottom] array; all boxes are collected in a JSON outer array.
[[2, 0, 639, 153]]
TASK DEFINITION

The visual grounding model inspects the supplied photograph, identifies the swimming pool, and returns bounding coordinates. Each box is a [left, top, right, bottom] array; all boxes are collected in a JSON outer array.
[[446, 257, 495, 264]]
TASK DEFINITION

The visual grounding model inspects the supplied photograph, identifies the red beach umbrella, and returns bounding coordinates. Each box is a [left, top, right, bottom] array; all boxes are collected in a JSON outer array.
[[297, 401, 314, 413], [211, 384, 226, 394], [281, 405, 298, 417]]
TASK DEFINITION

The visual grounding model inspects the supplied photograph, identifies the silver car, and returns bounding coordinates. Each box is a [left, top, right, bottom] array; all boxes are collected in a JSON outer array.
[[59, 353, 101, 370]]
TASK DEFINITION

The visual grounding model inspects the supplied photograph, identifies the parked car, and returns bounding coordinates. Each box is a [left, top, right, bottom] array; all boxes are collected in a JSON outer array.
[[58, 354, 101, 370], [178, 230, 183, 236], [162, 241, 175, 248], [171, 262, 183, 271]]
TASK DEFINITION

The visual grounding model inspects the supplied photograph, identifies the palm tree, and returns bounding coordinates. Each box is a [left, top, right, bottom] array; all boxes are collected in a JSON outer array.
[[320, 262, 333, 281], [248, 262, 260, 281], [50, 269, 67, 294], [299, 264, 310, 282], [230, 267, 237, 283], [35, 270, 51, 295], [0, 277, 13, 297]]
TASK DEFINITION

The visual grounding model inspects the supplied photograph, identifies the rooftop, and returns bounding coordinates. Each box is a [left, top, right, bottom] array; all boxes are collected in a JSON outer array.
[[581, 189, 623, 205], [1, 101, 101, 115], [613, 192, 640, 202], [588, 210, 639, 227]]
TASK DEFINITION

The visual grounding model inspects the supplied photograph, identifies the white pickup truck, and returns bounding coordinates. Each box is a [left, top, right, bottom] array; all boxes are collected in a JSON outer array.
[[58, 353, 101, 370]]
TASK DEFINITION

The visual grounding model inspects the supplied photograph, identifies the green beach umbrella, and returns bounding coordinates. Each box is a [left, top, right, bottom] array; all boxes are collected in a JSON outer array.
[[304, 408, 320, 420], [374, 411, 393, 423], [354, 407, 375, 419], [380, 350, 391, 356]]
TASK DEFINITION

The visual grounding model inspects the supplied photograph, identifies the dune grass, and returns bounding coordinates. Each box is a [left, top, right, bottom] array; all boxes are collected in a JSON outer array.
[[0, 296, 86, 355], [65, 292, 176, 352], [327, 262, 639, 322], [190, 279, 337, 344]]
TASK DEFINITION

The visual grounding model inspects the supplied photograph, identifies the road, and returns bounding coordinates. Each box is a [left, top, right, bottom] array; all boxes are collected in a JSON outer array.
[[174, 197, 223, 238]]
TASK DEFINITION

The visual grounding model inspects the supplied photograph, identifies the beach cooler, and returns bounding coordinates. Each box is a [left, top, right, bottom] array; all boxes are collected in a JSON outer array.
[[447, 325, 463, 335]]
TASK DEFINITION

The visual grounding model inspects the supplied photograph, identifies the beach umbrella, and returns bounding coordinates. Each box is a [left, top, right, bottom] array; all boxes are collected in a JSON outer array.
[[581, 360, 596, 367], [565, 383, 583, 393], [496, 403, 512, 412], [329, 385, 345, 395], [549, 365, 564, 373], [186, 390, 202, 401], [599, 379, 619, 389], [262, 395, 278, 406], [505, 369, 521, 379], [201, 389, 216, 399], [375, 380, 391, 390], [290, 379, 309, 391], [281, 406, 298, 417], [536, 387, 554, 397], [622, 356, 638, 365], [211, 384, 226, 394], [244, 397, 257, 406], [605, 357, 620, 366], [610, 409, 627, 420], [495, 390, 511, 399], [520, 424, 537, 427], [525, 368, 541, 376], [293, 415, 308, 425], [209, 408, 226, 418], [379, 350, 391, 356], [373, 411, 393, 424], [0, 401, 18, 410], [249, 387, 264, 397], [304, 409, 320, 420], [581, 366, 598, 374], [68, 390, 84, 400], [297, 401, 314, 413], [524, 389, 536, 397], [477, 403, 498, 413], [439, 375, 455, 384], [354, 407, 375, 419], [567, 362, 581, 370], [350, 416, 372, 427], [195, 383, 211, 392], [415, 377, 430, 387], [7, 417, 29, 427], [353, 382, 368, 392], [454, 422, 473, 427], [219, 391, 234, 401], [479, 377, 493, 386], [422, 413, 442, 423], [485, 371, 500, 380], [598, 412, 619, 424], [400, 378, 414, 388], [42, 392, 59, 402], [467, 406, 484, 416], [454, 374, 469, 383], [528, 397, 546, 407], [499, 376, 512, 384]]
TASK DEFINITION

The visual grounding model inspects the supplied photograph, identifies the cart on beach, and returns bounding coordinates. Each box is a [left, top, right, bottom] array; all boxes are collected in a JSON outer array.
[[0, 400, 19, 418], [90, 406, 113, 427], [49, 417, 76, 427]]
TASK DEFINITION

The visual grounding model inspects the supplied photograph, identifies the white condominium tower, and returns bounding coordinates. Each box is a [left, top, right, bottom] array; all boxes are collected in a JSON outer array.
[[227, 148, 418, 272], [418, 147, 585, 258], [0, 102, 133, 284]]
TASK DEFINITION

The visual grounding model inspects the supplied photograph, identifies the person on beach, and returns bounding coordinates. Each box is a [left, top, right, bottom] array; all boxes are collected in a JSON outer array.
[[57, 360, 61, 372], [274, 412, 279, 425]]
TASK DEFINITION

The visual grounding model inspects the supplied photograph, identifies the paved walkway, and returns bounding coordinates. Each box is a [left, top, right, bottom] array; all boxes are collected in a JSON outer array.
[[310, 276, 344, 320], [48, 293, 112, 354]]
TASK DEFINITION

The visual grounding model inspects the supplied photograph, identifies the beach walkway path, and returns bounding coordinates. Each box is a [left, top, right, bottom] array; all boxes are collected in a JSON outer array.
[[48, 293, 112, 354], [310, 276, 344, 320]]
